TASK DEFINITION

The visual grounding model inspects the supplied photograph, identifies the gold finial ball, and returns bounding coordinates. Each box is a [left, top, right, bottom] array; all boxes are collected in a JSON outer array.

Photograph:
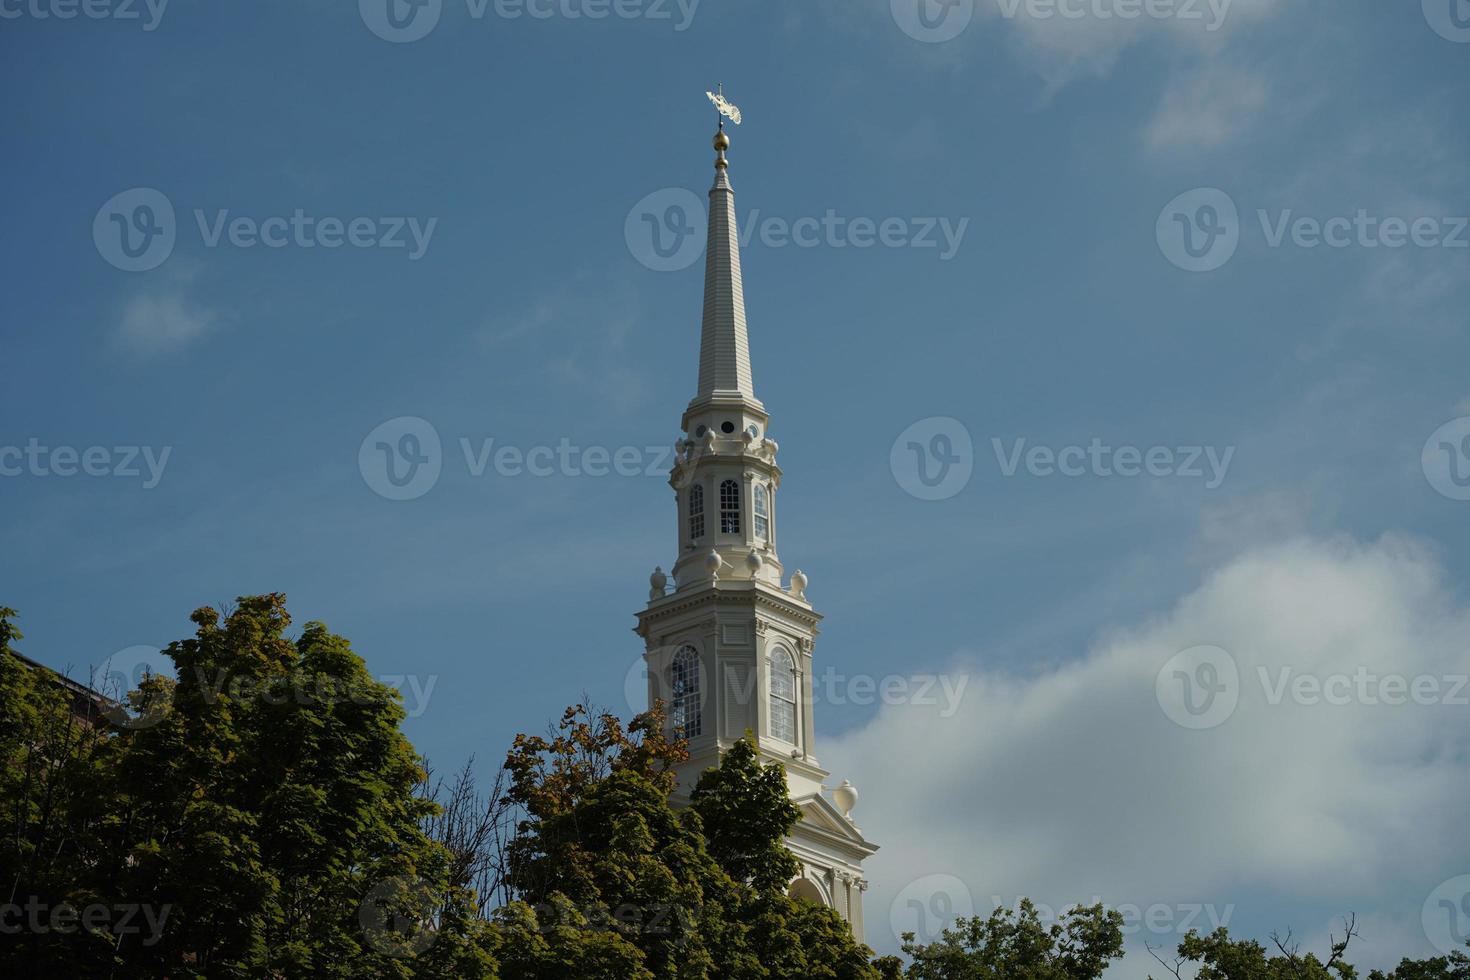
[[713, 128, 730, 152]]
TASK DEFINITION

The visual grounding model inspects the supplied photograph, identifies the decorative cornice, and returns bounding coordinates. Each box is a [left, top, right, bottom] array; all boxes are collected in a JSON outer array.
[[635, 581, 821, 635]]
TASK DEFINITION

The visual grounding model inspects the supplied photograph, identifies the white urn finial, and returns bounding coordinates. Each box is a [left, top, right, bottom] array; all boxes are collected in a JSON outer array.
[[789, 569, 808, 599], [747, 550, 764, 573], [833, 779, 859, 819], [704, 549, 726, 581], [649, 566, 668, 600]]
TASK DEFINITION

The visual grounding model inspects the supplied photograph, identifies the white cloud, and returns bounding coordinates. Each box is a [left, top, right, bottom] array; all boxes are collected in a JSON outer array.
[[116, 289, 218, 354], [823, 533, 1470, 967], [1145, 63, 1269, 150], [978, 0, 1287, 90]]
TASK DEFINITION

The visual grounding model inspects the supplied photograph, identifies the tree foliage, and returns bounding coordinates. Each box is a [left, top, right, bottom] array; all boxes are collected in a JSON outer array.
[[1143, 920, 1470, 980], [5, 598, 1464, 980], [690, 735, 802, 894], [900, 898, 1125, 980], [1, 597, 492, 979], [0, 599, 879, 979]]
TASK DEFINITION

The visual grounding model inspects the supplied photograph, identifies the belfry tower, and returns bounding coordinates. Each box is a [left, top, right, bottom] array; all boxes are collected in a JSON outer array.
[[634, 115, 877, 940]]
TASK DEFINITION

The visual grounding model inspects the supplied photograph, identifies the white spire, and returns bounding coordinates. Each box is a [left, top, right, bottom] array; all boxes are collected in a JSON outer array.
[[691, 122, 763, 414]]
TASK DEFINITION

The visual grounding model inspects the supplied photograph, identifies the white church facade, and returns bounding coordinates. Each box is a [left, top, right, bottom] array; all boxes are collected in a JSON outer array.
[[634, 117, 877, 940]]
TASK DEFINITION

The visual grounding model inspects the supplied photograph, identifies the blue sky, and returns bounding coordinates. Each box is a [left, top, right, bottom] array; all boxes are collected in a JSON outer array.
[[3, 0, 1469, 969]]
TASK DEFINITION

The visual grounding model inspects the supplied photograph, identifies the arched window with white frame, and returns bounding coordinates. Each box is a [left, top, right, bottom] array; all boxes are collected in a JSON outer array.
[[769, 646, 797, 744], [670, 646, 701, 738], [753, 483, 769, 540], [688, 484, 705, 541], [719, 479, 741, 535]]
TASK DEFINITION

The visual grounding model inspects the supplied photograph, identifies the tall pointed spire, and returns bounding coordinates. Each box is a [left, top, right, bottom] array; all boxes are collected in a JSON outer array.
[[690, 120, 763, 415], [637, 98, 877, 941]]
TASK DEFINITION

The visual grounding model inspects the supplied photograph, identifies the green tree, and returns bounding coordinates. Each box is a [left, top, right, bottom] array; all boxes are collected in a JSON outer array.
[[0, 607, 116, 978], [1370, 948, 1470, 980], [1, 597, 500, 979], [500, 705, 880, 980], [690, 735, 802, 894], [900, 899, 1125, 980], [1147, 921, 1362, 980], [1147, 923, 1470, 980]]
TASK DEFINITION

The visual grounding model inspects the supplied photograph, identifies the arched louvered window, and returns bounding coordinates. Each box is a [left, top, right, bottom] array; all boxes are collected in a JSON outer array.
[[769, 647, 797, 744], [688, 484, 705, 541], [670, 646, 701, 738], [753, 484, 769, 540], [719, 479, 741, 535]]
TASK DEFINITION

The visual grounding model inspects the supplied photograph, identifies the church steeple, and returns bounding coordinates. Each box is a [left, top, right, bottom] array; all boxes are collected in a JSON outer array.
[[633, 100, 876, 941], [689, 121, 764, 418]]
